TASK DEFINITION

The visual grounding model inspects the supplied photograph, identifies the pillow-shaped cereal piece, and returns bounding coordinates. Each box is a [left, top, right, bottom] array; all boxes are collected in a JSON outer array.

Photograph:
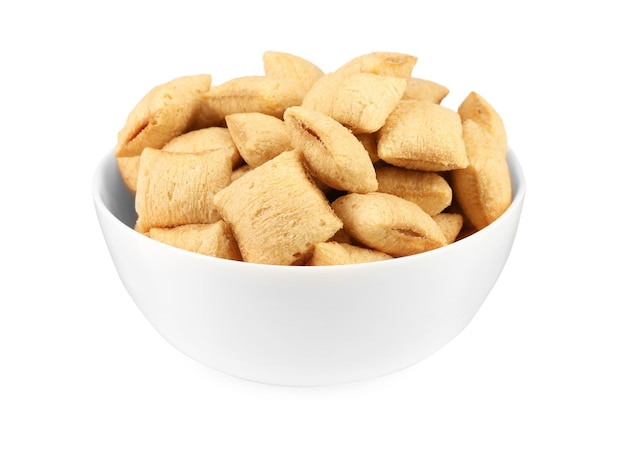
[[432, 212, 464, 244], [450, 119, 512, 230], [331, 192, 447, 257], [336, 52, 417, 78], [377, 100, 468, 171], [225, 112, 292, 168], [231, 163, 252, 182], [135, 147, 232, 233], [120, 127, 242, 195], [162, 127, 243, 167], [375, 166, 452, 216], [328, 228, 353, 244], [117, 156, 141, 194], [213, 151, 343, 265], [115, 74, 216, 158], [283, 106, 378, 193], [307, 242, 392, 266], [301, 71, 406, 134], [148, 221, 242, 261], [204, 75, 305, 120], [402, 77, 449, 104], [356, 133, 380, 164], [458, 91, 507, 155], [263, 51, 324, 92]]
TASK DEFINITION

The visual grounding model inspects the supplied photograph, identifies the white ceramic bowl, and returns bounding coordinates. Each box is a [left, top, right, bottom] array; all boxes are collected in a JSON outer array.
[[93, 148, 526, 386]]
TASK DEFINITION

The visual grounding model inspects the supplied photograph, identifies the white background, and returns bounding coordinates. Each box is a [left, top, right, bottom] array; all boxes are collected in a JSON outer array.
[[1, 1, 624, 453]]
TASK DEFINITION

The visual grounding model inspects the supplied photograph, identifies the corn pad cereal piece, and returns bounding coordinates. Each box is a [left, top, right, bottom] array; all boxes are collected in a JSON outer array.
[[402, 77, 449, 104], [307, 241, 393, 266], [375, 166, 452, 216], [377, 100, 468, 171], [204, 75, 305, 120], [162, 127, 243, 167], [432, 212, 464, 244], [117, 156, 141, 194], [331, 192, 447, 257], [115, 74, 216, 158], [213, 151, 343, 265], [458, 91, 507, 155], [263, 51, 325, 92], [148, 221, 242, 260], [328, 228, 353, 244], [451, 119, 512, 230], [230, 164, 252, 182], [225, 112, 292, 168], [283, 106, 378, 193], [135, 147, 232, 232], [301, 71, 406, 134], [336, 52, 417, 78], [355, 133, 379, 164], [119, 127, 241, 195]]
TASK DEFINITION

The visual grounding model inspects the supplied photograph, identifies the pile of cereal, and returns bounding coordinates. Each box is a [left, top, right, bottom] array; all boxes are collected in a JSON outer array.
[[114, 51, 512, 266]]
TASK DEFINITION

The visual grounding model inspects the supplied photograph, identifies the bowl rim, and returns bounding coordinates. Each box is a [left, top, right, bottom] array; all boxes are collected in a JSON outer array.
[[93, 147, 526, 271]]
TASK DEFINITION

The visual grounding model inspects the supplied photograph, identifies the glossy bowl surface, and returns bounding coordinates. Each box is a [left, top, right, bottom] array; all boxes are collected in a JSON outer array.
[[93, 148, 526, 386]]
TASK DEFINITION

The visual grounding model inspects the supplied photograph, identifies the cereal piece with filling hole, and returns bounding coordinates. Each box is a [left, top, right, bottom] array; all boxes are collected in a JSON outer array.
[[284, 106, 378, 193], [213, 151, 343, 265], [377, 100, 468, 171], [331, 192, 447, 257], [115, 74, 217, 158]]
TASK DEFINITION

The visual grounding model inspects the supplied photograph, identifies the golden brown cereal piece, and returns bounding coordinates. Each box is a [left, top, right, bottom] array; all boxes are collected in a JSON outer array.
[[356, 133, 379, 164], [458, 91, 507, 155], [328, 228, 353, 244], [377, 100, 468, 171], [263, 51, 325, 92], [283, 106, 378, 193], [402, 77, 449, 104], [204, 75, 305, 120], [162, 127, 243, 167], [301, 71, 406, 134], [432, 212, 464, 244], [451, 119, 512, 229], [375, 166, 452, 216], [117, 156, 141, 194], [115, 74, 216, 158], [148, 221, 242, 261], [213, 151, 343, 265], [119, 127, 241, 195], [225, 112, 292, 168], [307, 241, 393, 266], [331, 192, 447, 257], [135, 148, 232, 233], [336, 52, 417, 78], [231, 163, 252, 182]]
